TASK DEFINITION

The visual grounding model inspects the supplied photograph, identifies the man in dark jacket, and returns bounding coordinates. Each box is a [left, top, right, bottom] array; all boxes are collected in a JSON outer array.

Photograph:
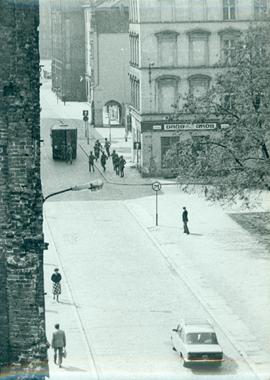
[[182, 207, 190, 234], [100, 151, 107, 172], [51, 323, 66, 367], [104, 138, 111, 157], [119, 156, 126, 177], [88, 151, 95, 172]]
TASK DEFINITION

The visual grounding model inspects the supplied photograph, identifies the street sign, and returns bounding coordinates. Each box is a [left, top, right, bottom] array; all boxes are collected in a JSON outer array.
[[152, 181, 162, 192], [83, 116, 89, 122], [83, 110, 89, 116]]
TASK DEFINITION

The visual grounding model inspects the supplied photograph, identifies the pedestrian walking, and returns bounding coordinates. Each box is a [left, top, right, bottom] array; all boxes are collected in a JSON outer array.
[[94, 140, 102, 161], [51, 323, 66, 368], [51, 268, 62, 302], [88, 151, 95, 172], [182, 207, 190, 234], [66, 143, 73, 164], [114, 154, 120, 175], [100, 151, 107, 172], [104, 138, 111, 157], [119, 155, 126, 178]]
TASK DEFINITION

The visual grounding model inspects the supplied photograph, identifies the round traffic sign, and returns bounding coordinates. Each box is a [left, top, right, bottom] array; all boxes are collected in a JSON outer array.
[[152, 181, 162, 191]]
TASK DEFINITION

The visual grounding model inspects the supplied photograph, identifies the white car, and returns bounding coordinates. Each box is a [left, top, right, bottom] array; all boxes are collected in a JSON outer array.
[[171, 319, 224, 367]]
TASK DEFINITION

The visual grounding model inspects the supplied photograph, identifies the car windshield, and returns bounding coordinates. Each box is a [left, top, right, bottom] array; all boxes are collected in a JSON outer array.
[[186, 332, 218, 345]]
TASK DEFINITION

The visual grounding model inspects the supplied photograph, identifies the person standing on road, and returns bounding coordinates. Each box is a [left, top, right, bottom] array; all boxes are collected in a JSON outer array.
[[51, 268, 62, 302], [88, 151, 95, 172], [104, 138, 111, 157], [182, 207, 190, 234], [51, 323, 66, 368], [119, 155, 126, 178], [94, 140, 102, 161], [114, 154, 120, 175], [66, 144, 73, 164], [100, 151, 107, 172]]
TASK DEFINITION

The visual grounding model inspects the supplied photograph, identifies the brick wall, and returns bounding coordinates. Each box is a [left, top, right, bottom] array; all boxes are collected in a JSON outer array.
[[0, 0, 48, 378]]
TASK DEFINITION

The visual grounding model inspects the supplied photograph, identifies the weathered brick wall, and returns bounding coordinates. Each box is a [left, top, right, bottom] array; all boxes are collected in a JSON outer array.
[[0, 0, 48, 377]]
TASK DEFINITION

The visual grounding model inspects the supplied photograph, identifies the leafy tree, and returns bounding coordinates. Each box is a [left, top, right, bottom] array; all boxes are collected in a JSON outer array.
[[166, 20, 270, 201]]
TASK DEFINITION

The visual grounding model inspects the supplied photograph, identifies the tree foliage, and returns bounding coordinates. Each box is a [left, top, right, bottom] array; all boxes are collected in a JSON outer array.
[[167, 20, 270, 201]]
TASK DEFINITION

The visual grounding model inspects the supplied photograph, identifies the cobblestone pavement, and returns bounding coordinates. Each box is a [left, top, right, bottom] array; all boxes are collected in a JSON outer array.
[[230, 212, 270, 252]]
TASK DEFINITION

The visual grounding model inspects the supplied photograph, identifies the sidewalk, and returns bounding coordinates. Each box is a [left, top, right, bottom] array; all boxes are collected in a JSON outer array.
[[43, 213, 98, 380]]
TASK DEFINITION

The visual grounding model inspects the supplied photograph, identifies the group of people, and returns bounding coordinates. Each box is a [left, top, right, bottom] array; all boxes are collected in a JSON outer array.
[[88, 138, 126, 176]]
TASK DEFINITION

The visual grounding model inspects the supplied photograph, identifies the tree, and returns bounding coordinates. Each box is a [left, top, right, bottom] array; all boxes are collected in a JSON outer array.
[[166, 20, 270, 201]]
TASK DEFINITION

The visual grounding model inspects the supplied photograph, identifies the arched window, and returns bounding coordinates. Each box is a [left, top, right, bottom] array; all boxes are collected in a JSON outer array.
[[188, 75, 211, 98], [156, 75, 180, 113], [155, 30, 179, 67]]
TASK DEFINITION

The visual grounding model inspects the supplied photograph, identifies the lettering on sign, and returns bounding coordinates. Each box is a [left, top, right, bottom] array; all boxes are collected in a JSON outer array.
[[153, 125, 162, 130], [164, 123, 217, 131]]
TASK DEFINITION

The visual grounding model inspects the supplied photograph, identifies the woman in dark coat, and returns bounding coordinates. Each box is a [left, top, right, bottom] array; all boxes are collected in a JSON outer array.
[[51, 268, 62, 302]]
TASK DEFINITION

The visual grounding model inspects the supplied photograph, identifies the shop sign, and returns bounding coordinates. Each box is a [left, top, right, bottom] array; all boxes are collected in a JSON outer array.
[[164, 123, 217, 131], [153, 125, 162, 130]]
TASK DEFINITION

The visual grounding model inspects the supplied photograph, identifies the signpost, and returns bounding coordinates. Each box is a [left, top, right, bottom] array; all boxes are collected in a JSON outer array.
[[83, 110, 89, 144], [152, 181, 162, 226]]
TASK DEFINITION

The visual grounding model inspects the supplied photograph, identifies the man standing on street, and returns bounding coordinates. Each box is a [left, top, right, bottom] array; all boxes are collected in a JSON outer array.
[[119, 155, 126, 177], [51, 323, 66, 368], [104, 137, 111, 157], [100, 151, 107, 172], [88, 151, 95, 172], [182, 207, 190, 234]]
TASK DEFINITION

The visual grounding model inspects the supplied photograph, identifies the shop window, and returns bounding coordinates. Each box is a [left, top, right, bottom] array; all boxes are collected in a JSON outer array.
[[161, 136, 180, 168], [188, 30, 210, 66], [156, 31, 179, 67], [254, 0, 268, 18], [189, 75, 210, 98], [157, 76, 179, 113], [223, 0, 236, 20]]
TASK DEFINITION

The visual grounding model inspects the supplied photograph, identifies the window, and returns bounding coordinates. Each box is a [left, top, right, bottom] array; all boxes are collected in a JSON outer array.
[[156, 31, 179, 67], [157, 77, 179, 113], [219, 29, 240, 65], [223, 93, 236, 109], [223, 0, 236, 20], [159, 0, 175, 21], [188, 30, 210, 66], [130, 76, 140, 111], [130, 33, 139, 66], [189, 75, 210, 98], [254, 0, 268, 18]]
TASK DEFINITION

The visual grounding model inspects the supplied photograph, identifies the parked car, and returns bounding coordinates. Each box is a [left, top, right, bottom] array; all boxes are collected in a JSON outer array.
[[171, 319, 224, 367]]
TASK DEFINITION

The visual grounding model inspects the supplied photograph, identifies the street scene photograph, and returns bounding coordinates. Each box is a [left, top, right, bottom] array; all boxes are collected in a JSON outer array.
[[0, 1, 270, 380]]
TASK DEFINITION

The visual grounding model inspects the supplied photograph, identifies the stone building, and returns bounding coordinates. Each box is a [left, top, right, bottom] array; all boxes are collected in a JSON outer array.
[[51, 0, 86, 101], [129, 0, 268, 176], [84, 0, 130, 127], [0, 0, 48, 378]]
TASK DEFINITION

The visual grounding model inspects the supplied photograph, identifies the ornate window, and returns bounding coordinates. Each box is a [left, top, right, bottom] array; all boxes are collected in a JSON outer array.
[[156, 30, 179, 67], [254, 0, 268, 19], [223, 0, 236, 20], [156, 76, 180, 113], [188, 29, 210, 67], [188, 75, 210, 98]]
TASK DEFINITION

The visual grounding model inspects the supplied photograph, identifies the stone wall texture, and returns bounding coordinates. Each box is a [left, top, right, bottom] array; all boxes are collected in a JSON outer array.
[[0, 0, 48, 378]]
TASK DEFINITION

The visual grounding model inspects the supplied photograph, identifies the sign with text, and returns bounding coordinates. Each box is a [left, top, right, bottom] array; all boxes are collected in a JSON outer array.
[[164, 123, 217, 131]]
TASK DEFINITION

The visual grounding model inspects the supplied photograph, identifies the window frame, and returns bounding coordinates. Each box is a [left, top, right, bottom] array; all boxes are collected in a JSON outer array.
[[156, 75, 180, 114], [254, 0, 268, 19], [155, 30, 179, 67], [223, 0, 236, 21], [187, 29, 210, 67], [219, 28, 241, 66], [188, 74, 211, 99]]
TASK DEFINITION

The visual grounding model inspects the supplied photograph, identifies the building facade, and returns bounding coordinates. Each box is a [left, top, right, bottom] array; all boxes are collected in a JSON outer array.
[[84, 0, 130, 127], [129, 0, 268, 176], [51, 0, 86, 101], [0, 0, 48, 376], [39, 0, 52, 59]]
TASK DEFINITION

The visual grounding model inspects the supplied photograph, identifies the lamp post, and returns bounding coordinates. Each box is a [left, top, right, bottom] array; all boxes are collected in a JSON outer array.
[[43, 180, 103, 203]]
